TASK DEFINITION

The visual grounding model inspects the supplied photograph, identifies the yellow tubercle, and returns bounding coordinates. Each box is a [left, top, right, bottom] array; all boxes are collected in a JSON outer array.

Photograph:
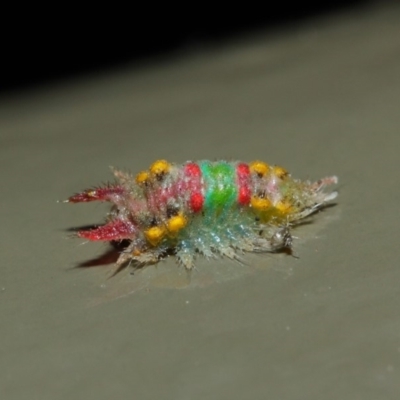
[[251, 195, 295, 223], [150, 159, 171, 177], [249, 161, 269, 177], [144, 225, 166, 246], [251, 196, 272, 211], [272, 165, 289, 179], [274, 200, 293, 215], [136, 171, 150, 185], [167, 213, 187, 235], [87, 190, 96, 197]]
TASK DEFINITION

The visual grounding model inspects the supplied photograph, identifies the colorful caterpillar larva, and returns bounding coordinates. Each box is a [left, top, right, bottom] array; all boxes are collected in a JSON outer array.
[[67, 160, 338, 270]]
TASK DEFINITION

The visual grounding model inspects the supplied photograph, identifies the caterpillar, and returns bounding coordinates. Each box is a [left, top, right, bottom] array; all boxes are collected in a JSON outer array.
[[67, 160, 338, 270]]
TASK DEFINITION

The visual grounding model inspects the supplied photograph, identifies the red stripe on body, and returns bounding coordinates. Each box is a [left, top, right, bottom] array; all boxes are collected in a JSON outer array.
[[184, 163, 204, 212], [236, 163, 251, 205]]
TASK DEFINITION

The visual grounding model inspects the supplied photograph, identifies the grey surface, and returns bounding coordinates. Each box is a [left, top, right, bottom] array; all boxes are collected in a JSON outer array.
[[1, 4, 400, 399]]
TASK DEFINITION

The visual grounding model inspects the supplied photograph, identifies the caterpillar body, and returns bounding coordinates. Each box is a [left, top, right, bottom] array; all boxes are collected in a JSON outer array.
[[67, 160, 338, 270]]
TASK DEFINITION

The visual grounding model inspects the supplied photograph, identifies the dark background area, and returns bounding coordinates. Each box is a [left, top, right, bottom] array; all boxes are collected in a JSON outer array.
[[1, 1, 372, 94]]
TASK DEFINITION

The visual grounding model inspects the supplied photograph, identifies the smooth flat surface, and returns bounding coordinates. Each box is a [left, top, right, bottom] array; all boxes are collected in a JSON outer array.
[[1, 4, 400, 399]]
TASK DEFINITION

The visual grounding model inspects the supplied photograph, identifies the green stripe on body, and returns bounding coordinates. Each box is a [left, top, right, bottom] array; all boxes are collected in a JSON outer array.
[[200, 161, 237, 212]]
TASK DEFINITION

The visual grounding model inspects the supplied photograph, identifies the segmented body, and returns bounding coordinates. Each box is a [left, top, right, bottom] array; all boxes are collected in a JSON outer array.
[[68, 160, 338, 269]]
